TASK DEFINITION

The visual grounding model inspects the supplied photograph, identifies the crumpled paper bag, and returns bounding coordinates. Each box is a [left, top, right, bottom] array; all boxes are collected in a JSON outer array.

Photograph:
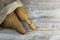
[[0, 0, 23, 24]]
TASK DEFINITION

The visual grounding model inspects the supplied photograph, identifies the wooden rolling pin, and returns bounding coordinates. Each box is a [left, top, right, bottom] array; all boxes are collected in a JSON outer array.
[[15, 6, 36, 30], [1, 12, 26, 34]]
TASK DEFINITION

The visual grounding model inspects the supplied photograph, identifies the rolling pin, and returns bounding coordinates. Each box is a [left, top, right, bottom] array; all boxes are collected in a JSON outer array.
[[1, 12, 27, 34], [15, 6, 36, 30]]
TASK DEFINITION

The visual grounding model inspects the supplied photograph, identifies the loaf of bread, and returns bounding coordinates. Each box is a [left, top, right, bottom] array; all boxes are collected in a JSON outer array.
[[15, 7, 36, 30], [0, 12, 27, 34]]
